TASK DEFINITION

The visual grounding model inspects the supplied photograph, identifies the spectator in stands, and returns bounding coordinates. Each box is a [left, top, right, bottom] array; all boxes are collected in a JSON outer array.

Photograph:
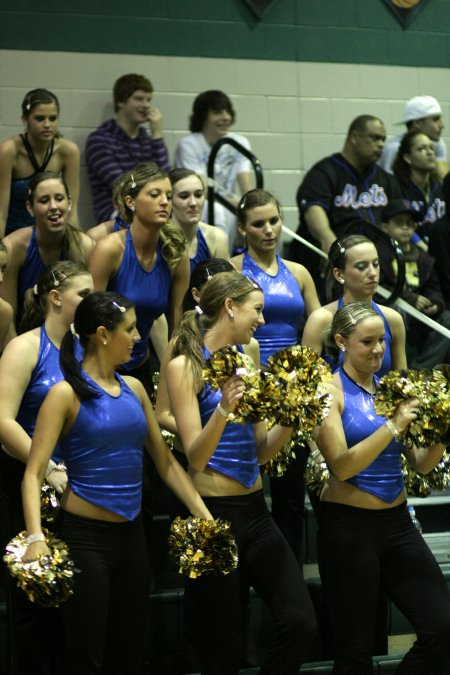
[[380, 199, 450, 368], [429, 171, 450, 308], [316, 302, 450, 674], [0, 88, 80, 237], [85, 74, 170, 224], [392, 130, 445, 244], [174, 90, 253, 251], [0, 172, 94, 331], [380, 95, 448, 180], [289, 115, 402, 294], [168, 168, 229, 271]]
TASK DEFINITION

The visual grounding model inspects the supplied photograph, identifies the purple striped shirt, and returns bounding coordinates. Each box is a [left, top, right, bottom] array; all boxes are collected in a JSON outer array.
[[85, 118, 170, 223]]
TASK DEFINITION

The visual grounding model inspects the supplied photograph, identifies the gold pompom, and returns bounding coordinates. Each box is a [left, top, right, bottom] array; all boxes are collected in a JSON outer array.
[[304, 450, 330, 495], [374, 368, 450, 448], [3, 529, 78, 607], [40, 483, 60, 523], [168, 517, 238, 578]]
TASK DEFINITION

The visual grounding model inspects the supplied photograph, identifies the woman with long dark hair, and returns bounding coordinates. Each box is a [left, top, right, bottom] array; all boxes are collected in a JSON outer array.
[[0, 88, 80, 236], [0, 171, 93, 330], [21, 291, 212, 675]]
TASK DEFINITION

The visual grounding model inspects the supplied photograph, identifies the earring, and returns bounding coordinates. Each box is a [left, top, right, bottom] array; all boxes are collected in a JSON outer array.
[[340, 346, 345, 352], [228, 311, 234, 319], [130, 206, 135, 212], [103, 340, 107, 346], [338, 279, 345, 285], [55, 300, 62, 306]]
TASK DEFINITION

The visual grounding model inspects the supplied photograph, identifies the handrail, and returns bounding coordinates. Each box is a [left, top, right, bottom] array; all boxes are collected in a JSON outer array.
[[206, 137, 264, 224]]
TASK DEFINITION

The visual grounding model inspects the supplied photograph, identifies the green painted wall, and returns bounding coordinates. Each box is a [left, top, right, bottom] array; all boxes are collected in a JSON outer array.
[[2, 0, 450, 67]]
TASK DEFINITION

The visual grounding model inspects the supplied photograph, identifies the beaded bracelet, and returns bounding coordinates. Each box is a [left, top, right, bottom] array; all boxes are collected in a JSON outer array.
[[216, 403, 234, 421]]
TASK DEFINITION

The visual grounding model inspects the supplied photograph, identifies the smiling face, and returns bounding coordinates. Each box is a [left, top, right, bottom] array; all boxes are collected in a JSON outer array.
[[26, 178, 71, 232], [106, 307, 141, 365], [117, 89, 152, 127], [23, 102, 59, 142], [171, 175, 206, 228], [202, 107, 233, 144], [229, 289, 265, 344], [404, 133, 436, 172], [127, 178, 172, 227], [338, 316, 386, 375], [239, 201, 282, 257], [335, 242, 380, 300]]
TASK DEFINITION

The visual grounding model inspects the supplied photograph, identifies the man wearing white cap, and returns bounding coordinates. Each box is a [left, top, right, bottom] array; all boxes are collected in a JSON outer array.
[[380, 95, 448, 179]]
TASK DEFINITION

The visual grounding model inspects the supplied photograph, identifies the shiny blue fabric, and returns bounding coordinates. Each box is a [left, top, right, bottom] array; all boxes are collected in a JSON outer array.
[[189, 227, 210, 274], [16, 324, 67, 461], [324, 299, 392, 376], [198, 345, 260, 488], [6, 176, 35, 235], [339, 368, 404, 503], [60, 371, 147, 520], [112, 216, 129, 232], [16, 228, 46, 325], [107, 229, 172, 369], [241, 253, 304, 366]]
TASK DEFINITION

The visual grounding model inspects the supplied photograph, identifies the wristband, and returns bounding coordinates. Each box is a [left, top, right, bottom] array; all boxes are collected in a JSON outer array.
[[385, 419, 401, 441], [25, 532, 46, 545], [216, 403, 235, 421]]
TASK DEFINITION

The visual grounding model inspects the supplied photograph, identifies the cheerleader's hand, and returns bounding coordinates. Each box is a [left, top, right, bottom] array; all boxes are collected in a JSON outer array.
[[47, 467, 68, 495], [392, 398, 420, 433], [220, 375, 246, 415]]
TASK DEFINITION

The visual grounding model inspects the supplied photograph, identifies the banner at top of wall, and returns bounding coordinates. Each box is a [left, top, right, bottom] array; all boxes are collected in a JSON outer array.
[[383, 0, 430, 26], [244, 0, 279, 18]]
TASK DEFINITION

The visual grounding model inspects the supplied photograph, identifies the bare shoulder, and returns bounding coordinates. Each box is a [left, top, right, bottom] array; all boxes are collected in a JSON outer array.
[[307, 304, 335, 328], [57, 137, 80, 158], [94, 230, 124, 257], [4, 226, 32, 255], [379, 304, 403, 327], [243, 337, 259, 367], [121, 374, 146, 401], [230, 253, 244, 272], [0, 136, 19, 160], [2, 328, 40, 362]]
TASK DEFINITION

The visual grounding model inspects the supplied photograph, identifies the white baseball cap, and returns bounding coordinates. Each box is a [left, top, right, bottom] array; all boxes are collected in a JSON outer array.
[[401, 96, 442, 123]]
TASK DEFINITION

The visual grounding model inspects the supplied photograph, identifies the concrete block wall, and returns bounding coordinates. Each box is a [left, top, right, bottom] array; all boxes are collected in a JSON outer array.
[[2, 50, 450, 236]]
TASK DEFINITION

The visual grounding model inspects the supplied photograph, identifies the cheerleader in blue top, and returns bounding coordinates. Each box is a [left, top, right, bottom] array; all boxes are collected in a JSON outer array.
[[22, 291, 213, 675], [89, 162, 190, 379], [166, 270, 317, 675], [231, 188, 321, 562], [315, 302, 450, 674], [302, 233, 407, 376], [169, 168, 229, 274], [0, 260, 93, 675]]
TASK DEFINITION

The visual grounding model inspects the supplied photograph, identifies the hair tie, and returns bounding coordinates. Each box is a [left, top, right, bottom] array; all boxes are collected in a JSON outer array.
[[195, 305, 203, 315], [112, 301, 126, 313], [33, 284, 38, 296], [70, 323, 77, 336]]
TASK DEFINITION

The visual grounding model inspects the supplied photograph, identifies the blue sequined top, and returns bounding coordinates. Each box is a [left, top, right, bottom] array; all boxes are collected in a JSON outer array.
[[16, 324, 66, 461], [241, 253, 304, 366], [339, 368, 404, 503], [60, 371, 148, 520], [190, 227, 211, 274], [107, 229, 172, 370], [198, 345, 260, 488], [112, 216, 129, 233]]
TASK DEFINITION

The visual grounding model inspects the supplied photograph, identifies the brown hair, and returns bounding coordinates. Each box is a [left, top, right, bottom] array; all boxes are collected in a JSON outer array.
[[323, 302, 381, 363]]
